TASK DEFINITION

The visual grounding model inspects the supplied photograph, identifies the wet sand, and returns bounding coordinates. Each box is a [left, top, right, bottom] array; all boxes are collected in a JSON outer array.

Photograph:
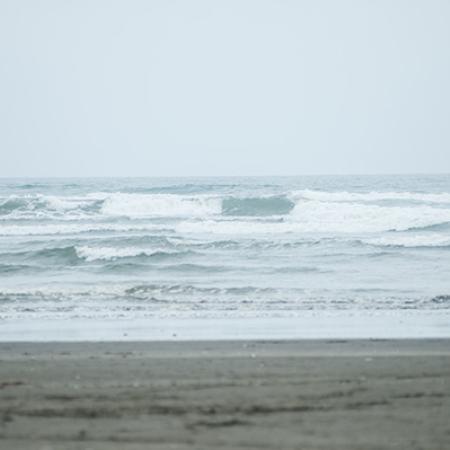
[[0, 340, 449, 449]]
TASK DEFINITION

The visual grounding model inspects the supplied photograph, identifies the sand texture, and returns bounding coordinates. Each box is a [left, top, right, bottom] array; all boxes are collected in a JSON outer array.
[[0, 340, 449, 449]]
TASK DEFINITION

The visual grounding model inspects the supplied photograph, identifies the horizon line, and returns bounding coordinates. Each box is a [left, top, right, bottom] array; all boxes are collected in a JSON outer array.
[[1, 172, 450, 179]]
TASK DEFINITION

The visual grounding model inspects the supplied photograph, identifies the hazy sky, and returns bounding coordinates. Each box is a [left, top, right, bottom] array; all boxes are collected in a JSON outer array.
[[1, 0, 449, 177]]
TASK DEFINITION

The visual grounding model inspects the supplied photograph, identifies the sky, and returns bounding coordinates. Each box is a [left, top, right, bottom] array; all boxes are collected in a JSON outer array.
[[0, 0, 449, 177]]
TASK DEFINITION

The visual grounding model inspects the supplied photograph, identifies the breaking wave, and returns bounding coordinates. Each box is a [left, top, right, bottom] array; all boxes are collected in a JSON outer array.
[[0, 194, 102, 219], [2, 191, 450, 228], [362, 234, 450, 248], [177, 202, 450, 234], [1, 193, 296, 219], [100, 193, 221, 218], [0, 245, 193, 266], [75, 245, 191, 262], [100, 193, 296, 218]]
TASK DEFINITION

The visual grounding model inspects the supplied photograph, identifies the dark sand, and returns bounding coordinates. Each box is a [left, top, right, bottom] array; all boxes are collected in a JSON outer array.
[[0, 340, 449, 449]]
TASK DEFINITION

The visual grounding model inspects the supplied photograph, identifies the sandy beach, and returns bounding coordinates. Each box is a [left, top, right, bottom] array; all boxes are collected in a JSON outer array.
[[0, 339, 449, 449]]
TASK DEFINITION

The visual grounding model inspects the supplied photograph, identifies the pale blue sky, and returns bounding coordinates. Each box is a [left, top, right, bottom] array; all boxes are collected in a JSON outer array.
[[1, 0, 449, 177]]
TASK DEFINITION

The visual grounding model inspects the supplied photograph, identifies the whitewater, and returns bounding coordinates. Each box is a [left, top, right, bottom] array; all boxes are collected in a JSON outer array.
[[1, 175, 450, 339]]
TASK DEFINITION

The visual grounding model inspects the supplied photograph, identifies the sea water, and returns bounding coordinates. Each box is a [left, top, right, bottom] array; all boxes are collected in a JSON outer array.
[[0, 175, 450, 338]]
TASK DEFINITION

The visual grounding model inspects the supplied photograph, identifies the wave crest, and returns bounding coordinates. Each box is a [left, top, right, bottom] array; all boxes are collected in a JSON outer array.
[[363, 234, 450, 248], [295, 189, 450, 204], [100, 193, 221, 218], [75, 245, 189, 262], [0, 194, 101, 219], [2, 189, 450, 234], [177, 201, 450, 234]]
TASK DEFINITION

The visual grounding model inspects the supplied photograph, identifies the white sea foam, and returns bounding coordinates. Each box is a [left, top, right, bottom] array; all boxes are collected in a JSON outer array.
[[42, 195, 92, 211], [294, 190, 450, 204], [177, 201, 450, 234], [100, 193, 221, 218], [1, 194, 95, 210], [363, 234, 450, 248], [0, 194, 98, 221], [289, 201, 450, 232], [75, 246, 174, 261]]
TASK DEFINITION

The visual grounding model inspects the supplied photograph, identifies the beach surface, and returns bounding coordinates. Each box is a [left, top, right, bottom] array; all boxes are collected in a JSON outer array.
[[0, 340, 449, 450]]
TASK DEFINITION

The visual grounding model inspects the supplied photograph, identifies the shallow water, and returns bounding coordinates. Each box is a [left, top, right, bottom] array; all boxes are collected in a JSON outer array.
[[1, 174, 449, 321]]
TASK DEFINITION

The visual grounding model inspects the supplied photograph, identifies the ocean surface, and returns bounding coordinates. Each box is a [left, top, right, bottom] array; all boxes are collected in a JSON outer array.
[[1, 175, 450, 326]]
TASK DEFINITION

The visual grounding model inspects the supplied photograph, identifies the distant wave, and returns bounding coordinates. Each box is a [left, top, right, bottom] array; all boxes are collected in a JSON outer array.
[[0, 194, 102, 219], [100, 193, 222, 218], [289, 201, 450, 233], [177, 201, 450, 233], [2, 190, 450, 235], [101, 193, 295, 218], [122, 183, 241, 194], [295, 189, 450, 204]]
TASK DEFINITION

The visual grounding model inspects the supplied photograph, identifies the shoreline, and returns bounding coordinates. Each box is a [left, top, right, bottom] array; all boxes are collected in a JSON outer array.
[[1, 339, 449, 449], [1, 310, 450, 342]]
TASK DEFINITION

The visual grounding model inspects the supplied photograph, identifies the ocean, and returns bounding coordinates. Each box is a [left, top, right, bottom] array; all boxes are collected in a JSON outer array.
[[1, 174, 450, 339]]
